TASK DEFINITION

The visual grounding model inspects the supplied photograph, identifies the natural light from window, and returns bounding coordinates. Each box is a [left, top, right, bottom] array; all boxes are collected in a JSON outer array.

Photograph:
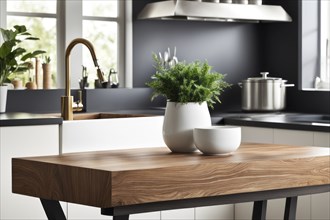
[[2, 0, 125, 89], [317, 0, 330, 90], [82, 0, 118, 86]]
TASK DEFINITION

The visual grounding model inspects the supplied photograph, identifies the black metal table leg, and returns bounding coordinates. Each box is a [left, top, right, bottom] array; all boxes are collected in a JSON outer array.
[[284, 197, 298, 220], [113, 215, 129, 220], [252, 200, 267, 220], [40, 199, 67, 220]]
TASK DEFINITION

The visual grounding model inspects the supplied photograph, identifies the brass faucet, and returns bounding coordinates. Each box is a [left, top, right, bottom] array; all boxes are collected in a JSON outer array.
[[61, 38, 107, 120]]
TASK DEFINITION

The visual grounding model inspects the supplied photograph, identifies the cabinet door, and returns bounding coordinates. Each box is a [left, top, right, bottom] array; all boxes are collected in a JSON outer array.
[[274, 129, 314, 146], [161, 208, 195, 220], [241, 126, 273, 144], [196, 204, 234, 220], [311, 132, 330, 220], [0, 125, 65, 220]]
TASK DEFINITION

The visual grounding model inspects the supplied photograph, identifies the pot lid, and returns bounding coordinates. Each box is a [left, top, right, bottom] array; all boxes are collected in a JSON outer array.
[[245, 72, 284, 82]]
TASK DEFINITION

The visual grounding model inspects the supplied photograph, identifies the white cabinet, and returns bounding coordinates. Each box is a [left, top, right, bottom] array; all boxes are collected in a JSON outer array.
[[241, 126, 274, 144], [161, 205, 234, 220], [273, 129, 314, 146], [196, 204, 234, 220], [161, 208, 195, 220], [233, 126, 330, 220], [0, 125, 64, 220], [62, 117, 164, 220]]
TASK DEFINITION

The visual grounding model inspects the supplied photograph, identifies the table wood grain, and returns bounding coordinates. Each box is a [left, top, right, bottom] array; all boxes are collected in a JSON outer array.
[[12, 143, 330, 208]]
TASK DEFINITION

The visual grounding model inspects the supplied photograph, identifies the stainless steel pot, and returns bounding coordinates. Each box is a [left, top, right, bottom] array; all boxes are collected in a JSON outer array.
[[239, 72, 294, 111]]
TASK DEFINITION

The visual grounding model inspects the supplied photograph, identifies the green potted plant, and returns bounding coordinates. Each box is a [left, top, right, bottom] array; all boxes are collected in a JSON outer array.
[[147, 53, 230, 153], [0, 25, 45, 112]]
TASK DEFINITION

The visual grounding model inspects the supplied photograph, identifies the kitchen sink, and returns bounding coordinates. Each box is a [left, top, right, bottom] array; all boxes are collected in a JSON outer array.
[[223, 113, 330, 133], [284, 114, 330, 125], [72, 112, 152, 120], [60, 112, 165, 154], [234, 113, 330, 126]]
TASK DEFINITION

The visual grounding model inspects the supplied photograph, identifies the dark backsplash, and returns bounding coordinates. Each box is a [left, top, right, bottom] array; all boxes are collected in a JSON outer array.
[[4, 0, 330, 114], [133, 0, 261, 112]]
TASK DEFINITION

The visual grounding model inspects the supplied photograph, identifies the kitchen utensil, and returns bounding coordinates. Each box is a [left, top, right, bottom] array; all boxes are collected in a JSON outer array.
[[157, 47, 179, 68], [239, 72, 294, 111], [158, 52, 163, 63], [172, 47, 178, 66], [193, 126, 241, 155], [164, 51, 169, 65]]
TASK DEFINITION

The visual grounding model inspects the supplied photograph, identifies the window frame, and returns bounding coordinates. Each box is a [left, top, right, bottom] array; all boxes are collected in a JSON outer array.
[[299, 0, 330, 91], [0, 0, 132, 89], [319, 0, 329, 82]]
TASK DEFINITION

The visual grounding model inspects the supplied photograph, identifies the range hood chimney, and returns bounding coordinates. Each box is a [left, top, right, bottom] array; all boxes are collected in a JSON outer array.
[[138, 0, 292, 23]]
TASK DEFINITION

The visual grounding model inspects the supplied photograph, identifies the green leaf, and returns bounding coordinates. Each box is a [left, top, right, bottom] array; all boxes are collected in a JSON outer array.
[[0, 29, 16, 41], [20, 32, 32, 36], [21, 50, 46, 61], [13, 25, 27, 33], [0, 41, 16, 58], [0, 25, 46, 83], [25, 37, 40, 40]]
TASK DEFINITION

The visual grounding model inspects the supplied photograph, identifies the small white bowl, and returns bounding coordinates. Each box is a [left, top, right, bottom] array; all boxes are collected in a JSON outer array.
[[193, 126, 241, 155]]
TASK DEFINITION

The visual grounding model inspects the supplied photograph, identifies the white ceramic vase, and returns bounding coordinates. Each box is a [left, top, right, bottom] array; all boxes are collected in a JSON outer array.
[[0, 85, 8, 113], [163, 101, 212, 153]]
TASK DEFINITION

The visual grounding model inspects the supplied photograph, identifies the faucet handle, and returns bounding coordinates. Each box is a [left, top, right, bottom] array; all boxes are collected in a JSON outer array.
[[97, 68, 107, 82]]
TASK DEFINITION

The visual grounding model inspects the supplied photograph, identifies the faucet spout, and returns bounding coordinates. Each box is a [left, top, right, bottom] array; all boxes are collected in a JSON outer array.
[[62, 38, 106, 120]]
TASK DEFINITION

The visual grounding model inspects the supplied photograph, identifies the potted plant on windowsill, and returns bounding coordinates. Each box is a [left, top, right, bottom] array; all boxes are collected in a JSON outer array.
[[0, 25, 45, 112], [147, 53, 230, 153]]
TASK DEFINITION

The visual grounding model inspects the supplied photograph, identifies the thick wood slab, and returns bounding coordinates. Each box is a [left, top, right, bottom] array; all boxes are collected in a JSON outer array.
[[12, 143, 330, 208]]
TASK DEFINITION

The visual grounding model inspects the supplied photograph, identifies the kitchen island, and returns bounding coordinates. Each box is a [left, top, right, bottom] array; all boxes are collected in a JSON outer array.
[[12, 143, 330, 220]]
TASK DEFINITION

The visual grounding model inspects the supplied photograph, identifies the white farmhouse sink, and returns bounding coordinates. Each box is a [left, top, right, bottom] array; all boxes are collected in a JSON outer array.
[[60, 113, 165, 154]]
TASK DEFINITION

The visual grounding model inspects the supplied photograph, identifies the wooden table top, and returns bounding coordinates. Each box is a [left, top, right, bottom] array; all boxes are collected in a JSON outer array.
[[12, 143, 330, 208]]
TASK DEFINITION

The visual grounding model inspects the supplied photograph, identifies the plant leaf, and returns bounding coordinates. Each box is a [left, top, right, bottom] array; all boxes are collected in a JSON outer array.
[[25, 37, 40, 40], [14, 25, 27, 33], [21, 50, 46, 61]]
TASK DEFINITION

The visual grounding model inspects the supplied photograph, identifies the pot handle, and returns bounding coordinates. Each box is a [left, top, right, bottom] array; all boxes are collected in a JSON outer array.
[[281, 84, 295, 88], [238, 82, 243, 88]]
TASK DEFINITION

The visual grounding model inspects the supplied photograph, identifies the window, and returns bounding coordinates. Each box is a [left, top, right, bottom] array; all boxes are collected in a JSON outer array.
[[82, 0, 118, 88], [300, 0, 330, 90], [2, 0, 57, 87], [0, 0, 132, 89], [319, 0, 329, 86]]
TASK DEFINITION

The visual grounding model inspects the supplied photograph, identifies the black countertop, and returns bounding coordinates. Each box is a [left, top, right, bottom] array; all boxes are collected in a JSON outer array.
[[1, 111, 329, 133], [220, 113, 330, 133], [0, 113, 62, 127]]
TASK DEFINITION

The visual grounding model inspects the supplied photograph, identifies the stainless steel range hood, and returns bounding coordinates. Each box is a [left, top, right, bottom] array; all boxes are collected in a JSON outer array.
[[138, 0, 292, 22]]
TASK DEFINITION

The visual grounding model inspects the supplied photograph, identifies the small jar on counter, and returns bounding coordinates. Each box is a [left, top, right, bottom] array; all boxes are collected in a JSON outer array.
[[249, 0, 262, 5], [108, 68, 119, 88]]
